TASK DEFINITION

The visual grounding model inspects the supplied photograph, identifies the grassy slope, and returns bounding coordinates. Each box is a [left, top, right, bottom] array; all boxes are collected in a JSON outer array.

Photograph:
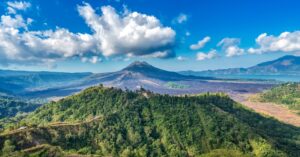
[[260, 83, 300, 114], [0, 86, 299, 156]]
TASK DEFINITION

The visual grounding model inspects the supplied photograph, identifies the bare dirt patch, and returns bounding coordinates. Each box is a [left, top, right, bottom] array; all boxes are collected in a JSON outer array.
[[235, 94, 300, 127]]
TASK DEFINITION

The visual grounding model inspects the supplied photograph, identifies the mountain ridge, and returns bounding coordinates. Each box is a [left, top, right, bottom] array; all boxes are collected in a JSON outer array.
[[0, 70, 92, 95], [0, 60, 277, 99], [180, 55, 300, 77], [22, 61, 274, 98]]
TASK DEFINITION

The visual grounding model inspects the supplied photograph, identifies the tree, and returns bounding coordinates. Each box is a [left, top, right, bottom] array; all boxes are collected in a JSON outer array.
[[1, 140, 15, 156]]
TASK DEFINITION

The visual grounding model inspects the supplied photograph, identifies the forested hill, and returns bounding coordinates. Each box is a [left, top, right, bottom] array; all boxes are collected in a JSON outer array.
[[0, 85, 299, 156], [259, 83, 300, 114]]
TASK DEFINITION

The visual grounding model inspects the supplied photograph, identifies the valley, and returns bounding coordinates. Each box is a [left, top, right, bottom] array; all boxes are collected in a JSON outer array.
[[234, 94, 300, 127]]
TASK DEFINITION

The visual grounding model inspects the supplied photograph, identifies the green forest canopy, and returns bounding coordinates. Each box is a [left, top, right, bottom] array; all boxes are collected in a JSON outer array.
[[0, 85, 299, 157]]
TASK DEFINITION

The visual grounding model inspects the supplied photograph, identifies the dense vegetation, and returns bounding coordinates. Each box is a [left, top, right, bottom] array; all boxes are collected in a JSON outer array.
[[0, 97, 40, 119], [0, 85, 299, 156], [260, 83, 300, 114]]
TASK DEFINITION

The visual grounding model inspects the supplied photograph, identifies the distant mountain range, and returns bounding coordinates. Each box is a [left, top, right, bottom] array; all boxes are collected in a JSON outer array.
[[2, 62, 213, 98], [4, 56, 297, 99], [180, 55, 300, 77], [24, 61, 273, 99], [0, 70, 92, 96]]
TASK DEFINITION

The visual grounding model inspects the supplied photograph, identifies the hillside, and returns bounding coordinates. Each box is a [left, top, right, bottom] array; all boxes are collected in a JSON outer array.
[[180, 55, 300, 81], [0, 96, 40, 119], [0, 85, 299, 156], [259, 83, 300, 114]]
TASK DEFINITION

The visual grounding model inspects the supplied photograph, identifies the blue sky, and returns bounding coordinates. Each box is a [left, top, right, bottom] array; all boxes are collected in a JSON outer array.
[[0, 0, 300, 72]]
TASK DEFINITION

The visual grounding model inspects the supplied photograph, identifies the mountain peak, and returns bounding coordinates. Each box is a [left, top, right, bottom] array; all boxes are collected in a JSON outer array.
[[257, 55, 300, 67], [272, 55, 300, 63], [129, 61, 151, 66], [122, 61, 154, 72], [279, 55, 299, 60], [119, 61, 194, 81]]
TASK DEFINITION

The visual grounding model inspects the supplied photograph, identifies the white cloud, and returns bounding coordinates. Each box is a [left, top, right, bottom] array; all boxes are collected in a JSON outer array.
[[90, 56, 100, 64], [190, 36, 211, 50], [218, 38, 244, 57], [224, 46, 244, 57], [77, 3, 176, 58], [7, 1, 31, 14], [81, 56, 102, 64], [174, 13, 188, 24], [23, 29, 95, 58], [0, 14, 95, 65], [0, 3, 176, 66], [248, 31, 300, 54], [1, 14, 32, 29], [196, 49, 218, 61]]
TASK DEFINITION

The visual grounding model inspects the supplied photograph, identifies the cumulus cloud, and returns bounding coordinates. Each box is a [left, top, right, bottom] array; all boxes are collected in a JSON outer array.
[[174, 13, 188, 24], [0, 2, 176, 66], [1, 14, 30, 29], [190, 36, 211, 50], [0, 14, 95, 65], [217, 38, 244, 57], [7, 1, 31, 14], [77, 3, 176, 58], [196, 49, 218, 61], [248, 31, 300, 54]]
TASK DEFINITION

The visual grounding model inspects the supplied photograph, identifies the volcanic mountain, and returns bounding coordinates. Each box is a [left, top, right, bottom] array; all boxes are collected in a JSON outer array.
[[38, 61, 210, 96], [78, 61, 203, 87]]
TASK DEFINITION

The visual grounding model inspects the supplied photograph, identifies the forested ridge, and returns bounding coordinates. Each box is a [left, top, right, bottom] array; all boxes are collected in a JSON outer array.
[[0, 85, 299, 156]]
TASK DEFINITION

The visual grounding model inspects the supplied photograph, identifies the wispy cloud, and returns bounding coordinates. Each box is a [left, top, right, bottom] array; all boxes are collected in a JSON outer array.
[[174, 13, 188, 24], [7, 1, 31, 14], [190, 36, 211, 50]]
